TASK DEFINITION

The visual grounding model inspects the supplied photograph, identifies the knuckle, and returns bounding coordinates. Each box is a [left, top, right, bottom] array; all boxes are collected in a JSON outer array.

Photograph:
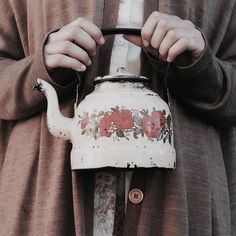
[[93, 28, 101, 37], [47, 32, 56, 43], [68, 26, 79, 39], [150, 37, 160, 49], [158, 19, 168, 29], [77, 17, 84, 25], [184, 19, 194, 28], [60, 25, 67, 31], [151, 11, 159, 19], [172, 15, 180, 21], [81, 51, 90, 63], [53, 55, 63, 66], [195, 29, 203, 39], [141, 29, 149, 39], [88, 41, 96, 52], [72, 60, 81, 69], [80, 50, 87, 59], [167, 30, 177, 41]]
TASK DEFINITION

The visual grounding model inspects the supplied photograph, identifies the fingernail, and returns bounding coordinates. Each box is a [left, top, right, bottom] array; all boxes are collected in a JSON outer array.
[[167, 57, 172, 62], [87, 60, 92, 66], [80, 64, 86, 71], [143, 40, 149, 47], [100, 37, 105, 44]]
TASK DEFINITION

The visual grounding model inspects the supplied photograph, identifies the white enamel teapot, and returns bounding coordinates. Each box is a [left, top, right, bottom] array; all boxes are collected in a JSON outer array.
[[34, 28, 176, 170]]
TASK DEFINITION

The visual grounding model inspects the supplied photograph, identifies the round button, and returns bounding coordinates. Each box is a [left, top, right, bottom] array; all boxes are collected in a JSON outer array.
[[129, 189, 144, 204]]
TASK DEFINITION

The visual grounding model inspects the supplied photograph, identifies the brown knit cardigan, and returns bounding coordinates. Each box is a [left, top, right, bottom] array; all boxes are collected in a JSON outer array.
[[0, 0, 236, 235]]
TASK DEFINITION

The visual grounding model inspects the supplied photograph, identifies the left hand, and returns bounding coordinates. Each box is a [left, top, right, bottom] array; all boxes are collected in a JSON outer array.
[[124, 11, 205, 63]]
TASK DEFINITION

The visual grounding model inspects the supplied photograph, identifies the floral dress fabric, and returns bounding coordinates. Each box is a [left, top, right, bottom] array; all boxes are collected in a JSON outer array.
[[93, 171, 127, 236], [93, 172, 117, 236]]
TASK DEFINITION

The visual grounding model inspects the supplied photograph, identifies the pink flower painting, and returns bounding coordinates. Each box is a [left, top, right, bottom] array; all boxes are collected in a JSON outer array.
[[111, 109, 134, 130], [79, 106, 172, 144], [99, 113, 113, 137], [141, 110, 167, 138]]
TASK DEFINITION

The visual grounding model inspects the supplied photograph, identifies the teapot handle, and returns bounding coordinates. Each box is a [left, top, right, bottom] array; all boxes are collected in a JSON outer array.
[[101, 28, 141, 36], [75, 28, 141, 106]]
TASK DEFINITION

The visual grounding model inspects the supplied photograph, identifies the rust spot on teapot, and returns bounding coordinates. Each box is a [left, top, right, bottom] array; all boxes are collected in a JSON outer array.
[[32, 81, 44, 92]]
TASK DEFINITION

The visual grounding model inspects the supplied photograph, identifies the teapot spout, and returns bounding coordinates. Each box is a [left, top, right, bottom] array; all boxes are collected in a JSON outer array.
[[33, 78, 72, 141]]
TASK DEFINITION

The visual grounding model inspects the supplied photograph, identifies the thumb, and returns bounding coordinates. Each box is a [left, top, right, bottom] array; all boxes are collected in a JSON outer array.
[[123, 35, 143, 47]]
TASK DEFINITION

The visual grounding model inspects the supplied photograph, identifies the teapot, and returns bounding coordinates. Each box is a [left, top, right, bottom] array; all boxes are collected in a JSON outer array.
[[34, 28, 176, 170]]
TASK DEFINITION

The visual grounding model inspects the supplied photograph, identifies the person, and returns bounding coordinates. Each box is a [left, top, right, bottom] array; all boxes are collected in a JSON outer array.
[[0, 0, 235, 235]]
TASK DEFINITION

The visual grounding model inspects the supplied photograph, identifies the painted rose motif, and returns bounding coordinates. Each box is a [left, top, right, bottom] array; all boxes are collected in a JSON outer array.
[[111, 109, 134, 130], [141, 110, 167, 138], [79, 106, 172, 144], [99, 113, 113, 137]]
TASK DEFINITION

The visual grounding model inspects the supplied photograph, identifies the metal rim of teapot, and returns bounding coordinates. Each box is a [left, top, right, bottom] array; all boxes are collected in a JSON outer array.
[[93, 74, 149, 85]]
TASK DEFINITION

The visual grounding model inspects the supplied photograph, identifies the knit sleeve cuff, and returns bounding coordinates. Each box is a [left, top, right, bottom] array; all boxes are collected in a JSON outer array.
[[31, 29, 77, 91], [173, 30, 212, 79]]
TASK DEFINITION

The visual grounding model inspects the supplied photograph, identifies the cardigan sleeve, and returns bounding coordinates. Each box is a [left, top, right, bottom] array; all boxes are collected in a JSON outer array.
[[0, 0, 76, 121], [147, 5, 236, 127], [168, 41, 236, 126]]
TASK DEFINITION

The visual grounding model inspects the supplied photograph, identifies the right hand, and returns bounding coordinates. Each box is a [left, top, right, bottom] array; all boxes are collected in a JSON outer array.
[[44, 17, 105, 72]]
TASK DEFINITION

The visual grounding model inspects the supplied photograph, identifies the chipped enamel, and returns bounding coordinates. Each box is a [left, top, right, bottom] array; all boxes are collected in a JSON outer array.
[[36, 75, 176, 170]]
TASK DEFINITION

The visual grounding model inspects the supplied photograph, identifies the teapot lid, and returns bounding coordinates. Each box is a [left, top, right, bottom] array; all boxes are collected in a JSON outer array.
[[94, 67, 149, 85]]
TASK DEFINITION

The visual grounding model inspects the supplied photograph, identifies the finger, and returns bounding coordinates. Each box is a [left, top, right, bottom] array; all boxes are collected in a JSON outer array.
[[150, 18, 182, 49], [167, 38, 188, 62], [70, 17, 105, 45], [123, 35, 143, 47], [141, 11, 160, 47], [45, 54, 87, 72], [51, 27, 98, 56], [44, 40, 92, 66], [158, 29, 182, 59]]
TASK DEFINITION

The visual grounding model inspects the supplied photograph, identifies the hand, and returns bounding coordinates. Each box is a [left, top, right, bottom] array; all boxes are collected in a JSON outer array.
[[44, 17, 105, 72], [124, 11, 205, 63]]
